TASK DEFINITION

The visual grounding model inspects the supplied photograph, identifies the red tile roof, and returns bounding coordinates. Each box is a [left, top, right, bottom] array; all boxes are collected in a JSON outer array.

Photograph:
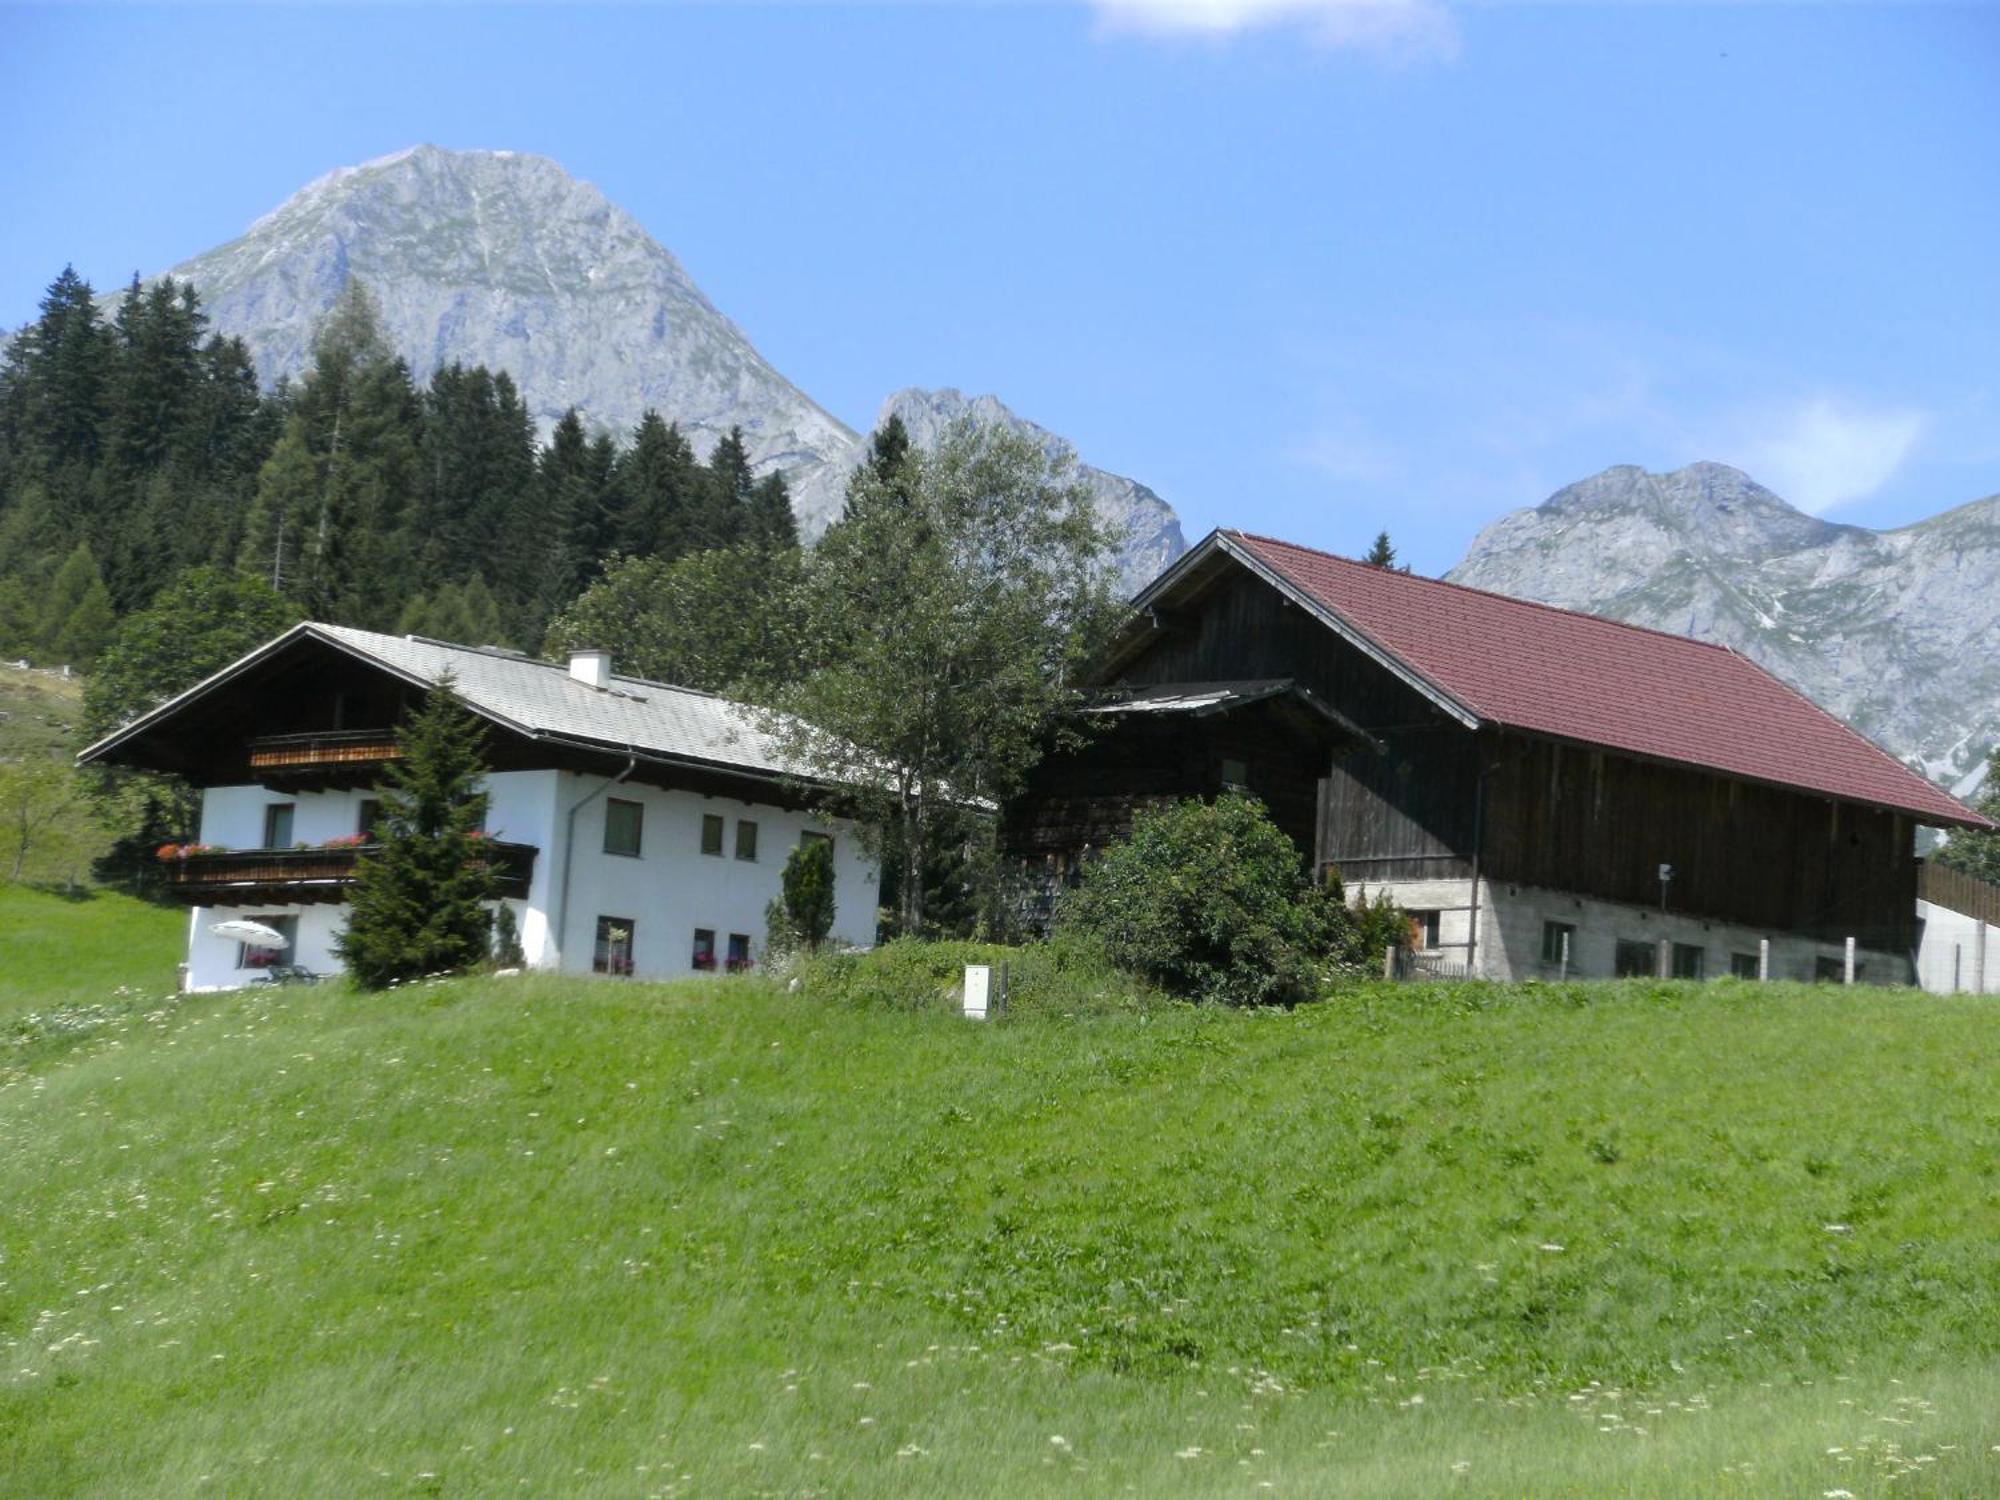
[[1220, 530, 1990, 829]]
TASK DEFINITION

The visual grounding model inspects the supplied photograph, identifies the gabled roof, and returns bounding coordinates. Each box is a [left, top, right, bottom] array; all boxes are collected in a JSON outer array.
[[1129, 530, 1988, 830], [79, 623, 821, 787]]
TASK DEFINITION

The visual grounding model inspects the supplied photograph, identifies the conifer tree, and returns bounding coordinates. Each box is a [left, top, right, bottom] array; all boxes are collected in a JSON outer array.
[[746, 471, 798, 553], [240, 416, 317, 593], [337, 675, 501, 989], [694, 426, 754, 552], [39, 543, 114, 666], [1365, 531, 1398, 569]]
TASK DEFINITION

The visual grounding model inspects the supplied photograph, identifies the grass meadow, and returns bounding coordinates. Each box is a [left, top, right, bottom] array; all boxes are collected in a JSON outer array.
[[2, 896, 1997, 1496]]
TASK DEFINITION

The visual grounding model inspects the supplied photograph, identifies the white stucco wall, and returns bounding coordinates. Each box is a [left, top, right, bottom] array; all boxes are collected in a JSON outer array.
[[1915, 899, 1997, 994], [182, 772, 879, 989], [540, 773, 877, 978], [1354, 875, 1910, 985]]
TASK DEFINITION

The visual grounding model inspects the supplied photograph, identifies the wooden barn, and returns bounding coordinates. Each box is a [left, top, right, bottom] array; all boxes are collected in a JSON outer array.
[[1001, 530, 1992, 983]]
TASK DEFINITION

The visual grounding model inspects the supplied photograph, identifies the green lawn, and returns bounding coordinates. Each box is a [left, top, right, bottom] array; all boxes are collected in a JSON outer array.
[[0, 882, 184, 1027], [2, 944, 1997, 1496]]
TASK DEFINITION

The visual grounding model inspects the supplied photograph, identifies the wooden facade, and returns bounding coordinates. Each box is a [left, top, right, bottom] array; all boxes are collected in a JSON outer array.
[[1004, 546, 1925, 953]]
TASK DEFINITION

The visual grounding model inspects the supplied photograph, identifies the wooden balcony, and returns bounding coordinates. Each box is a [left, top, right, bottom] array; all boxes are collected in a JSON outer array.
[[162, 840, 537, 906], [247, 729, 403, 789]]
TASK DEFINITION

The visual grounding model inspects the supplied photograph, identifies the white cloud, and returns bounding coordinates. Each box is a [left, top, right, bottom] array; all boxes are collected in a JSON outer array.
[[1738, 397, 1928, 515], [1089, 0, 1459, 61]]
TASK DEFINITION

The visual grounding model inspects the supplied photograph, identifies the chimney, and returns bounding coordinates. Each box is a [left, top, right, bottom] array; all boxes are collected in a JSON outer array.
[[568, 649, 612, 690]]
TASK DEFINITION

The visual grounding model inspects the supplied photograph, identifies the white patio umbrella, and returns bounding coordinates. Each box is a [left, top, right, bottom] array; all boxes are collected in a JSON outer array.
[[210, 919, 290, 949]]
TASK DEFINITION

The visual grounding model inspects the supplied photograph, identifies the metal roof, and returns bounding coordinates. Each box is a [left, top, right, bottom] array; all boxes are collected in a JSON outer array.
[[80, 623, 824, 786], [1136, 531, 1989, 831]]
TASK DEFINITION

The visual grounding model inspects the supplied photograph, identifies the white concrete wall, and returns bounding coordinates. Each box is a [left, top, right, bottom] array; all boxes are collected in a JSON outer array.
[[185, 772, 879, 988], [184, 901, 348, 992], [540, 773, 877, 978], [1915, 899, 1997, 994], [1355, 875, 1910, 985]]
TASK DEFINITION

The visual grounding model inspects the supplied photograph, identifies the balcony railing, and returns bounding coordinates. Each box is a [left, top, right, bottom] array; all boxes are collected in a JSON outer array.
[[161, 840, 537, 905], [247, 729, 404, 788]]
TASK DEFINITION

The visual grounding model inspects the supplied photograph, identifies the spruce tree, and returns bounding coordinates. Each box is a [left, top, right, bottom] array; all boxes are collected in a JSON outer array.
[[1365, 531, 1398, 569], [337, 675, 501, 989]]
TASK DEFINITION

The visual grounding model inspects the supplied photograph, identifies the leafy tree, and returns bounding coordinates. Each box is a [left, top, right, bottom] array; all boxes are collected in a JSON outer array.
[[1935, 745, 2000, 884], [1365, 531, 1398, 569], [1056, 794, 1359, 1007], [0, 757, 105, 887], [770, 417, 1120, 934], [84, 566, 302, 740], [769, 836, 837, 953], [546, 544, 807, 696], [336, 675, 501, 988]]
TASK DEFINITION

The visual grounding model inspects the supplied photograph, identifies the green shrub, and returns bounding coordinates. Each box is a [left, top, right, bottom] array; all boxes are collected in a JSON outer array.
[[1055, 794, 1359, 1006], [775, 836, 836, 952]]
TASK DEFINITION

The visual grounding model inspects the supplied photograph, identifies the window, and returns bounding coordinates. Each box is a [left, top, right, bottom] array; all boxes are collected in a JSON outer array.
[[1731, 952, 1761, 979], [1541, 921, 1577, 968], [593, 917, 635, 976], [1409, 909, 1441, 950], [1671, 943, 1705, 980], [1220, 757, 1249, 792], [604, 798, 644, 858], [1614, 939, 1657, 978], [701, 814, 725, 857], [263, 802, 295, 848], [735, 819, 758, 861], [692, 928, 717, 972], [236, 914, 298, 970], [726, 933, 752, 973], [357, 799, 383, 839]]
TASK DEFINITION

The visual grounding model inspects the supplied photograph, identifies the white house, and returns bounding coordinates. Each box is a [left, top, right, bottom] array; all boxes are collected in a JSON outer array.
[[80, 624, 880, 991]]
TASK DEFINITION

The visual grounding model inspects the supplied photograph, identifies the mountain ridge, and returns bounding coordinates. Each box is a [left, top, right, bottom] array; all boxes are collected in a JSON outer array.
[[147, 144, 1184, 588]]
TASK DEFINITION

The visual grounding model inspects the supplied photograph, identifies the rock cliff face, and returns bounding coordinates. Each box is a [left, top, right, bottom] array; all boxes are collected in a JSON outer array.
[[791, 388, 1187, 596], [1447, 462, 2000, 797], [159, 145, 1187, 587]]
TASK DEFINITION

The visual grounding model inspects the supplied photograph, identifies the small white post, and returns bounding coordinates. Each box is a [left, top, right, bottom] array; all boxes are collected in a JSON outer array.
[[1656, 937, 1671, 980], [1757, 938, 1770, 982], [1977, 922, 1989, 996], [963, 962, 1007, 1020], [1952, 943, 1962, 994], [1844, 935, 1856, 986], [1383, 945, 1398, 982], [1559, 930, 1570, 982]]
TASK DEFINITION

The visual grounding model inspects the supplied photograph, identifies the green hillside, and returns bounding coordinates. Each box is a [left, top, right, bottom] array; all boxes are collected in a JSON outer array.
[[0, 662, 84, 761], [2, 928, 1997, 1496]]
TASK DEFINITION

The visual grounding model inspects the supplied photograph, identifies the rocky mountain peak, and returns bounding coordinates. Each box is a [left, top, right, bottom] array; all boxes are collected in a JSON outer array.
[[150, 146, 1186, 586]]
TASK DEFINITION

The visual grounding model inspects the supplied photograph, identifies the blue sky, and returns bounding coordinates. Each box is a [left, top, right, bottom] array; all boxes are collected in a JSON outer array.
[[2, 2, 1994, 572]]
